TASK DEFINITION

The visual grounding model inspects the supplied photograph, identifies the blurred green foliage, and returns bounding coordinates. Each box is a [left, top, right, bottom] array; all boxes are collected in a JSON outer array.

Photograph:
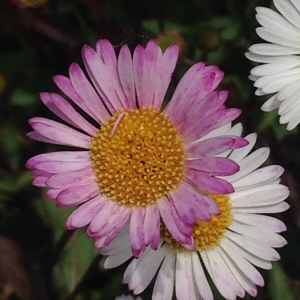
[[0, 0, 299, 299]]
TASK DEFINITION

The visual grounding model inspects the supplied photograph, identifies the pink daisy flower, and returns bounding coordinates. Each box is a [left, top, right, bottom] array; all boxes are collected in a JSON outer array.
[[101, 122, 289, 300], [26, 39, 247, 257]]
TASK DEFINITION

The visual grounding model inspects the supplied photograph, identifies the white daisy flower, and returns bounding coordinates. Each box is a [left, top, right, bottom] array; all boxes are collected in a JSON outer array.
[[100, 122, 290, 300], [246, 0, 300, 130]]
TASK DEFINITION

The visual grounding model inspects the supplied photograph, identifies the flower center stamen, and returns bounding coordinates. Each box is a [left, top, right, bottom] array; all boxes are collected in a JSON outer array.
[[161, 193, 232, 252], [90, 107, 186, 207]]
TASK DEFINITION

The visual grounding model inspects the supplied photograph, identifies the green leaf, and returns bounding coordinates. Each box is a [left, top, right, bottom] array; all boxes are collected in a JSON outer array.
[[54, 230, 96, 296], [269, 263, 296, 300]]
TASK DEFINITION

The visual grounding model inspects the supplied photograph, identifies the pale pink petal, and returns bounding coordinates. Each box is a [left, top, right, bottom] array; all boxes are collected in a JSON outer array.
[[66, 195, 106, 229], [40, 92, 97, 136], [183, 108, 242, 143], [95, 39, 128, 110], [186, 136, 248, 157], [69, 62, 110, 123], [31, 160, 91, 173], [143, 205, 160, 250], [46, 188, 63, 199], [46, 168, 94, 188], [154, 44, 179, 109], [133, 42, 161, 108], [26, 151, 90, 168], [27, 131, 63, 145], [56, 183, 99, 207], [186, 157, 239, 176], [118, 44, 137, 109], [29, 117, 90, 148], [185, 169, 234, 194], [82, 44, 123, 113], [103, 209, 131, 246], [32, 170, 52, 187], [53, 75, 102, 122], [165, 63, 223, 119], [130, 207, 146, 258], [87, 200, 117, 237]]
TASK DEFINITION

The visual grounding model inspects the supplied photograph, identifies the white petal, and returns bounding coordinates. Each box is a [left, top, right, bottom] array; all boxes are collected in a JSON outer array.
[[191, 253, 213, 300], [233, 213, 287, 233], [225, 231, 280, 261], [153, 249, 175, 300]]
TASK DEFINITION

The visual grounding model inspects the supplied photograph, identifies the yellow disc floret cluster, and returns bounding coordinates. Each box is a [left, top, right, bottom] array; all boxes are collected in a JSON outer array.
[[161, 192, 232, 252], [90, 107, 186, 208]]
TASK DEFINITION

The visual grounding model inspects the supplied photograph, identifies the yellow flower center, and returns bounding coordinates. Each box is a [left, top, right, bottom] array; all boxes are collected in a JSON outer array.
[[90, 107, 186, 207], [161, 193, 232, 252]]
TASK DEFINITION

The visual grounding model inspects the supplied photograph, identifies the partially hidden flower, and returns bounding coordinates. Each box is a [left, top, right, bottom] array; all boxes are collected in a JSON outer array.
[[101, 122, 289, 299], [26, 39, 247, 258], [246, 0, 300, 130]]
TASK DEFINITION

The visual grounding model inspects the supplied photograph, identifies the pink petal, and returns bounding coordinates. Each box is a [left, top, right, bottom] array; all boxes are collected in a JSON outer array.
[[29, 117, 91, 148], [186, 136, 249, 157], [82, 43, 124, 113], [46, 168, 94, 188], [32, 170, 52, 187], [56, 183, 99, 207], [174, 181, 219, 220], [132, 41, 164, 108], [170, 202, 193, 236], [104, 209, 131, 246], [53, 75, 102, 123], [118, 44, 137, 109], [185, 169, 234, 194], [46, 188, 63, 199], [66, 195, 107, 229], [143, 205, 160, 250], [183, 108, 242, 143], [87, 200, 117, 237], [165, 64, 224, 121], [154, 44, 179, 109], [69, 62, 110, 123], [96, 39, 129, 110], [40, 92, 97, 136], [157, 198, 193, 246], [27, 131, 66, 145], [31, 160, 91, 173], [186, 157, 239, 176], [26, 151, 90, 168], [130, 207, 146, 258], [169, 185, 196, 225]]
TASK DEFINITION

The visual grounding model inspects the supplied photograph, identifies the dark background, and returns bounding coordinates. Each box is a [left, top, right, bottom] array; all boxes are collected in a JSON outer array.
[[0, 0, 299, 299]]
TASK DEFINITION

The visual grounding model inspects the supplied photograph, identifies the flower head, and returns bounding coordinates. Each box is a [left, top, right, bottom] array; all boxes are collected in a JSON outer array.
[[101, 123, 289, 299], [246, 0, 300, 130], [26, 39, 247, 257]]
